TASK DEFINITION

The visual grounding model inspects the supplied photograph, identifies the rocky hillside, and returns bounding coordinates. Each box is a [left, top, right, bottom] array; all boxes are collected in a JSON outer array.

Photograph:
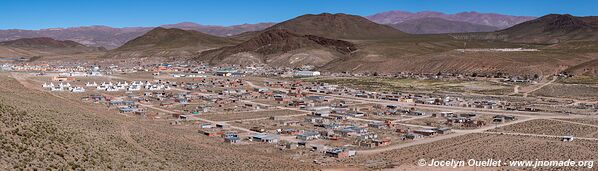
[[197, 29, 357, 67]]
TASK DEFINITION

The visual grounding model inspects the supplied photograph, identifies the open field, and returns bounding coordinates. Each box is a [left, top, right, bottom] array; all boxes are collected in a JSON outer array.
[[559, 76, 598, 85], [336, 133, 598, 170], [490, 119, 598, 138], [125, 121, 318, 170], [0, 74, 169, 170], [531, 83, 598, 100], [557, 118, 598, 126], [304, 77, 514, 95]]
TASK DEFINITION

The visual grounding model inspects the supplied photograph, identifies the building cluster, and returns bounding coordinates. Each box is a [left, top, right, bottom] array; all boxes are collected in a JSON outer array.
[[42, 82, 86, 92], [264, 81, 528, 111], [90, 81, 172, 92]]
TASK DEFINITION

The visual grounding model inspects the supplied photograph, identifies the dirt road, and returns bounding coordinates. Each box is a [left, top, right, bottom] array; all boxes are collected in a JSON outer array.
[[521, 76, 557, 97]]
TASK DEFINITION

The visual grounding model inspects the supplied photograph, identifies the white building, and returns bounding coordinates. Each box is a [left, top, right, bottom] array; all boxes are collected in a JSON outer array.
[[71, 87, 86, 93], [42, 82, 54, 88], [86, 82, 97, 87], [127, 85, 141, 91], [294, 71, 321, 77], [50, 86, 64, 91]]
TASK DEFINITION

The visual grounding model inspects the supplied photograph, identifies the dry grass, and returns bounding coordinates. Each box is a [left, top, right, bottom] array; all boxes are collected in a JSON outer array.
[[0, 74, 168, 170], [490, 119, 598, 138], [532, 83, 598, 100], [0, 73, 320, 170], [557, 118, 598, 126], [559, 76, 598, 85], [337, 133, 598, 170], [305, 77, 511, 95]]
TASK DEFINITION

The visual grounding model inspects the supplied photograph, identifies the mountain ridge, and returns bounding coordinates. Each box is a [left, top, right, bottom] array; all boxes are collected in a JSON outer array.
[[391, 17, 500, 34], [0, 23, 274, 49], [367, 10, 535, 29], [0, 37, 105, 58]]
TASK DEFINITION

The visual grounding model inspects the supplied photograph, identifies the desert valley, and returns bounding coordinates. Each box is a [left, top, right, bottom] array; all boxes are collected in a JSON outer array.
[[1, 5, 598, 171]]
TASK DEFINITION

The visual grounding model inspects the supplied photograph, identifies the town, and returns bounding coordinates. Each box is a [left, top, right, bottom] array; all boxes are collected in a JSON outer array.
[[3, 60, 596, 166], [3, 2, 598, 170]]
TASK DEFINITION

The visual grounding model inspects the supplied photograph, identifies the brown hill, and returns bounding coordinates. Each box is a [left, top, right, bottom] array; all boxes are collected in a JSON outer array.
[[201, 13, 598, 76], [450, 14, 598, 44], [564, 58, 598, 76], [104, 27, 239, 58], [321, 46, 593, 76], [196, 29, 357, 67], [0, 37, 104, 58], [0, 37, 89, 48], [496, 14, 598, 43], [316, 32, 598, 76], [391, 17, 499, 34], [261, 13, 406, 40]]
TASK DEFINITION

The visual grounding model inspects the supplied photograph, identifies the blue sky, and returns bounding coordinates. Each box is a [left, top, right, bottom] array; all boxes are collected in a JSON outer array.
[[0, 0, 596, 30]]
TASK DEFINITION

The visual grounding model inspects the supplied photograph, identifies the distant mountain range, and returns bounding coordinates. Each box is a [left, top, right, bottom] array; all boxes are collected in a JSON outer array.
[[3, 11, 598, 76], [366, 10, 537, 34], [0, 37, 92, 49], [160, 22, 275, 37], [0, 10, 536, 48], [367, 11, 535, 29], [0, 37, 104, 58], [390, 17, 499, 34], [0, 23, 274, 49]]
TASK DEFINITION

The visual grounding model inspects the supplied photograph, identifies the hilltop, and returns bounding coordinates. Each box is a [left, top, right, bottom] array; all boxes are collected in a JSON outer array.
[[196, 13, 401, 67], [103, 27, 239, 59], [259, 13, 406, 40], [497, 14, 598, 43]]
